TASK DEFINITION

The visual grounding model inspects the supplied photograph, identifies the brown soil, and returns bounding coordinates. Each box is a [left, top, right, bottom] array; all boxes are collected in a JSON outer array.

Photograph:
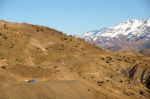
[[0, 20, 150, 99]]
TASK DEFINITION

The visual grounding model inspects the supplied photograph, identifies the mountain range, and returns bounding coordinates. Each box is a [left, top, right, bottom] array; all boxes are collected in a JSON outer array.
[[81, 19, 150, 54], [0, 20, 150, 99]]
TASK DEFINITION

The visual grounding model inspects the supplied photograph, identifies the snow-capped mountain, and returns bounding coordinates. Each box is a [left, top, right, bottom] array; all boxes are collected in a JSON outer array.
[[81, 19, 150, 52]]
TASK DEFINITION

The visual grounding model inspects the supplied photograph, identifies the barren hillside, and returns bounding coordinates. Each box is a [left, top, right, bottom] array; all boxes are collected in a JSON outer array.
[[0, 20, 150, 99]]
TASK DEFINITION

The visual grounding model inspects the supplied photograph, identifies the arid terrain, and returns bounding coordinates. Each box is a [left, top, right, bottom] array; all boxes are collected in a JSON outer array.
[[0, 20, 150, 99]]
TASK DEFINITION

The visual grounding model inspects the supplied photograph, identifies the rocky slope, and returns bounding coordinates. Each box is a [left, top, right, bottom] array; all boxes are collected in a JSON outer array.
[[82, 19, 150, 54], [0, 20, 150, 99]]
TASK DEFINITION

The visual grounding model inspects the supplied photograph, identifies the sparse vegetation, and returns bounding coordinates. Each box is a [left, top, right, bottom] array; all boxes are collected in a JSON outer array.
[[10, 43, 14, 49], [54, 65, 58, 68], [0, 20, 149, 99], [106, 56, 112, 60], [1, 66, 7, 69], [36, 28, 40, 32], [100, 57, 105, 60], [97, 81, 104, 86], [139, 90, 143, 95], [106, 60, 110, 63], [0, 32, 9, 39], [61, 37, 67, 40], [117, 58, 122, 61]]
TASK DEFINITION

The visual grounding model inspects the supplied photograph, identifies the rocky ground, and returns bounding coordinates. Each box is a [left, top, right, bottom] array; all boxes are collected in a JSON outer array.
[[0, 20, 150, 99]]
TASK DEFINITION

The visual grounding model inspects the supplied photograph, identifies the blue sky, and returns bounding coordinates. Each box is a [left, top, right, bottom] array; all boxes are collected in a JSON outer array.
[[0, 0, 150, 35]]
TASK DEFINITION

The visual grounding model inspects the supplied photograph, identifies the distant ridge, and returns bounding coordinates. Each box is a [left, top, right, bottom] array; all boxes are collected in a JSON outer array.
[[81, 19, 150, 53]]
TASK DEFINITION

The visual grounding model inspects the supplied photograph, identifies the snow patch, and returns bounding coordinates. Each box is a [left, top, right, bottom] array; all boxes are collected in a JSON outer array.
[[82, 18, 150, 39], [93, 37, 97, 41]]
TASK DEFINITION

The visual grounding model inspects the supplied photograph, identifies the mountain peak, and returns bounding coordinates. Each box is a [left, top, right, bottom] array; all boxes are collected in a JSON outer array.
[[81, 18, 150, 52]]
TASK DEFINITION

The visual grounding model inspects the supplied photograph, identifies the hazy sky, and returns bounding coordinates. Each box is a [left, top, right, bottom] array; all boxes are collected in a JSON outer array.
[[0, 0, 150, 35]]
